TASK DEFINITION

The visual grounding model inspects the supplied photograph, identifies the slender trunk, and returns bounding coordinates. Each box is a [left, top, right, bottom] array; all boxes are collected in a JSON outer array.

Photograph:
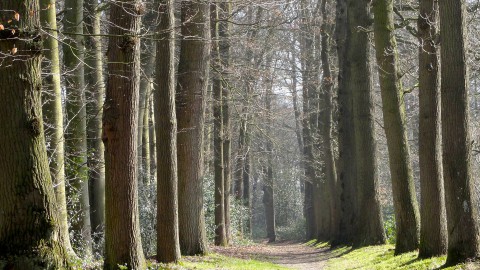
[[220, 1, 233, 244], [176, 0, 209, 255], [331, 0, 356, 246], [211, 3, 227, 246], [0, 1, 71, 267], [63, 0, 92, 255], [417, 0, 447, 258], [439, 0, 480, 265], [103, 0, 145, 268], [40, 0, 74, 254], [155, 0, 181, 262], [348, 0, 386, 247], [84, 0, 106, 246], [142, 90, 151, 185], [372, 0, 420, 254], [264, 76, 276, 242]]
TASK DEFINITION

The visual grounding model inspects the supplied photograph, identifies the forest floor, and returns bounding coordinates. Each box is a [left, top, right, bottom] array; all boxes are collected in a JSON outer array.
[[164, 240, 479, 269], [210, 240, 330, 270]]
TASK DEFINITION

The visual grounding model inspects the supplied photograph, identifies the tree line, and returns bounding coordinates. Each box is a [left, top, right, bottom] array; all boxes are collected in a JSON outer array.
[[0, 0, 480, 269]]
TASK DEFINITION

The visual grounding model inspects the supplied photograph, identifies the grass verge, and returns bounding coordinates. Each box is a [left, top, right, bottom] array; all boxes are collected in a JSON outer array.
[[153, 253, 289, 270]]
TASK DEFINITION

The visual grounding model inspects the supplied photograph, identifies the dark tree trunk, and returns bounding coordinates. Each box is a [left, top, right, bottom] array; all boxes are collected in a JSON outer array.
[[103, 0, 145, 268], [417, 0, 447, 258], [348, 0, 386, 247], [332, 0, 356, 246], [176, 0, 209, 255], [439, 0, 480, 265]]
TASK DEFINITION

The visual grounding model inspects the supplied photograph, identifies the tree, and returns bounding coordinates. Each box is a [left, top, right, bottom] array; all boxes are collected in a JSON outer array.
[[176, 0, 209, 255], [439, 0, 480, 265], [372, 0, 420, 254], [0, 1, 71, 267], [349, 0, 385, 246], [211, 2, 227, 246], [40, 0, 74, 254], [332, 0, 356, 246], [84, 0, 106, 245], [417, 0, 447, 258], [103, 0, 145, 268], [63, 0, 92, 255], [155, 0, 181, 263]]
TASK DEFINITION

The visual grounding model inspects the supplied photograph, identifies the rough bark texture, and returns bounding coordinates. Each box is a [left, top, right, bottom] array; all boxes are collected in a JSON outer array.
[[40, 0, 74, 255], [349, 0, 386, 247], [176, 0, 209, 256], [211, 3, 227, 247], [155, 0, 181, 263], [373, 0, 420, 254], [63, 0, 93, 255], [332, 0, 356, 246], [439, 0, 480, 265], [319, 0, 338, 243], [85, 0, 106, 246], [0, 1, 71, 268], [417, 0, 447, 258], [103, 0, 145, 268]]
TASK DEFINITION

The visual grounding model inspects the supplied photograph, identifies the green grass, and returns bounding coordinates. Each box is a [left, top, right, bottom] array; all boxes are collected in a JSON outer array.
[[324, 244, 466, 270], [154, 253, 289, 270]]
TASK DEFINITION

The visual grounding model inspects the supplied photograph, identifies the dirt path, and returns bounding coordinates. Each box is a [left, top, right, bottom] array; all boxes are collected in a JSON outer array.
[[211, 241, 332, 270]]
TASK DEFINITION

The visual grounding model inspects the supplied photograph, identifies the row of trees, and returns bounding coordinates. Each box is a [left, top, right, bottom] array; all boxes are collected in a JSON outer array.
[[2, 0, 480, 269]]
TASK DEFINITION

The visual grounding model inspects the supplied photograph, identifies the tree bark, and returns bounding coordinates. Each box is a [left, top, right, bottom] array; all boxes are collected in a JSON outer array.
[[372, 0, 420, 254], [84, 0, 106, 247], [349, 0, 386, 247], [40, 0, 75, 255], [63, 0, 93, 256], [103, 0, 145, 268], [155, 0, 181, 263], [417, 0, 447, 258], [0, 1, 71, 267], [177, 0, 209, 255], [211, 2, 227, 247], [264, 74, 276, 242], [439, 0, 480, 265]]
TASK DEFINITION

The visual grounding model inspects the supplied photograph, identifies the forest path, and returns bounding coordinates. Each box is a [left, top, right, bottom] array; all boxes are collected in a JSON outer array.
[[211, 240, 332, 270]]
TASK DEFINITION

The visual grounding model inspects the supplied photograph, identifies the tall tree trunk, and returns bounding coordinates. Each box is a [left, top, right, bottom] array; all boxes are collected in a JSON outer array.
[[300, 4, 317, 239], [349, 0, 386, 247], [219, 1, 233, 244], [0, 1, 71, 267], [211, 2, 227, 247], [84, 0, 106, 246], [372, 0, 420, 254], [319, 0, 339, 243], [264, 74, 276, 243], [332, 0, 356, 246], [63, 0, 93, 256], [40, 0, 74, 255], [439, 0, 480, 265], [417, 0, 447, 258], [103, 0, 145, 268], [155, 0, 181, 262], [177, 0, 209, 255]]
